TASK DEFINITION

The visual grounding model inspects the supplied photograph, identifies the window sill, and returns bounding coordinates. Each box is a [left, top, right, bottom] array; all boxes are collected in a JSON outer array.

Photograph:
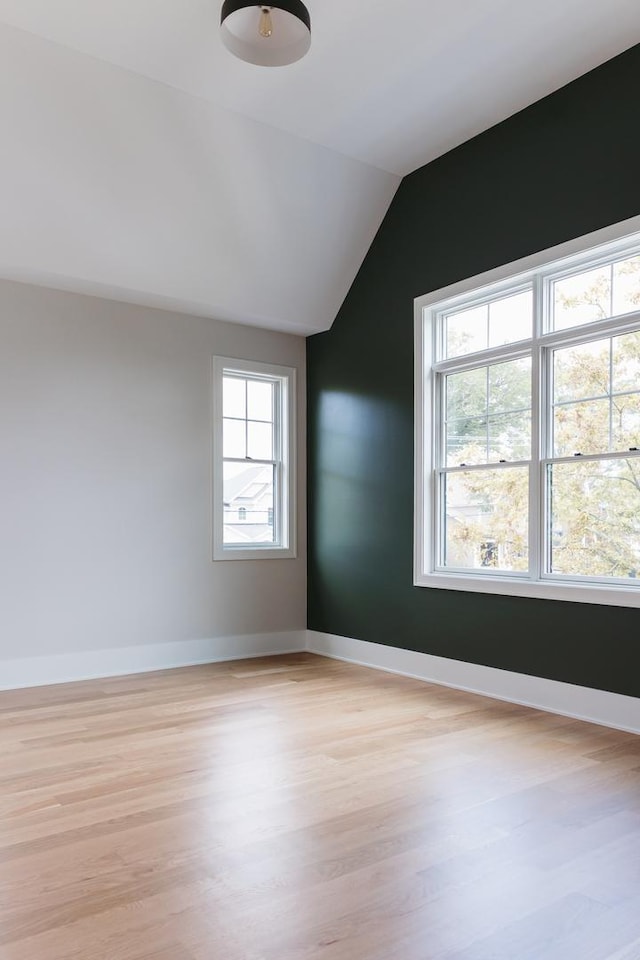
[[414, 571, 640, 608], [213, 545, 296, 561]]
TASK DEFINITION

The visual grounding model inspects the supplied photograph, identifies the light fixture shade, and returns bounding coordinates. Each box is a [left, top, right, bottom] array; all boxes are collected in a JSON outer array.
[[220, 0, 311, 67]]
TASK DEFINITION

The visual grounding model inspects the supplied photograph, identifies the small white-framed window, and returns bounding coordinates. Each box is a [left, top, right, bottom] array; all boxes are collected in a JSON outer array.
[[213, 356, 296, 561], [415, 215, 640, 607]]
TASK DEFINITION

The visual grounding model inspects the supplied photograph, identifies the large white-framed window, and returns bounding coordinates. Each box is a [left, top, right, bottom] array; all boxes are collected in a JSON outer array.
[[213, 356, 296, 561], [415, 216, 640, 607]]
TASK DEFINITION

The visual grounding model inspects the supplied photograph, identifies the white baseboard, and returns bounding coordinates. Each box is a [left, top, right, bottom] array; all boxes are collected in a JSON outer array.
[[306, 630, 640, 735], [3, 628, 637, 736], [0, 630, 306, 691]]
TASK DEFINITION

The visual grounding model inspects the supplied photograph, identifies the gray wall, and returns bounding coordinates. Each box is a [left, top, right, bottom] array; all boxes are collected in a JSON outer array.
[[0, 279, 305, 663]]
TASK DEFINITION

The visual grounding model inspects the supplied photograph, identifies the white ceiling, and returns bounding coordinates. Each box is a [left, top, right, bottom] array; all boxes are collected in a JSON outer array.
[[0, 0, 637, 175], [0, 2, 637, 334], [0, 21, 398, 336]]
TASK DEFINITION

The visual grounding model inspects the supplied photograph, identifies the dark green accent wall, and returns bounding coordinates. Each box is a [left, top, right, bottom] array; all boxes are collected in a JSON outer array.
[[307, 44, 640, 700]]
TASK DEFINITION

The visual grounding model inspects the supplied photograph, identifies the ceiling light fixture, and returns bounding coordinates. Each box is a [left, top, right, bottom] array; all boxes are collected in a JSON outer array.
[[220, 1, 311, 67]]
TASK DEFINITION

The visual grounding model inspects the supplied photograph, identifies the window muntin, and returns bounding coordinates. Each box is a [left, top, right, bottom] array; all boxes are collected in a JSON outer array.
[[552, 333, 640, 458], [223, 375, 275, 462], [416, 226, 640, 604], [552, 254, 640, 331], [444, 357, 531, 466], [445, 288, 533, 359], [213, 358, 295, 561]]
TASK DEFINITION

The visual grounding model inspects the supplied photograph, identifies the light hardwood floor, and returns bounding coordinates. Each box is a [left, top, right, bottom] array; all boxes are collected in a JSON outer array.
[[1, 653, 639, 960]]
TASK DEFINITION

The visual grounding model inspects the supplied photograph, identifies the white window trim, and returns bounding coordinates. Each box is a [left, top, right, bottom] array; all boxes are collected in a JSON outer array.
[[212, 356, 296, 561], [414, 213, 640, 608]]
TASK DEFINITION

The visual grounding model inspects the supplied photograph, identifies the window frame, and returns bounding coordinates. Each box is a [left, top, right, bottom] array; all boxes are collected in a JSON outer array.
[[414, 215, 640, 608], [212, 356, 296, 561]]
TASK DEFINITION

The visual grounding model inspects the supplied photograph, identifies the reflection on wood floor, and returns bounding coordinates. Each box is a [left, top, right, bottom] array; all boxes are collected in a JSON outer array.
[[1, 652, 639, 959]]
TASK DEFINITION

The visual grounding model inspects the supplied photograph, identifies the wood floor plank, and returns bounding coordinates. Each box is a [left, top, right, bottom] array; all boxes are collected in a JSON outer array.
[[1, 652, 639, 960]]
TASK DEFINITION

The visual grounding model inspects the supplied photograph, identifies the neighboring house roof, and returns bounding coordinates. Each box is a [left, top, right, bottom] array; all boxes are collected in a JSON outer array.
[[223, 465, 272, 505]]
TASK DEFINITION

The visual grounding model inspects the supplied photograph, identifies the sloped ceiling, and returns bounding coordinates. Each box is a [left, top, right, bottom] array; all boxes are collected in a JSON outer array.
[[0, 2, 637, 334], [0, 23, 398, 335]]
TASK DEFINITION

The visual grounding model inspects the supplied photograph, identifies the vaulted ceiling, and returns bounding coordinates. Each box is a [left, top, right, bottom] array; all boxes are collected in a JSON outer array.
[[0, 1, 637, 334]]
